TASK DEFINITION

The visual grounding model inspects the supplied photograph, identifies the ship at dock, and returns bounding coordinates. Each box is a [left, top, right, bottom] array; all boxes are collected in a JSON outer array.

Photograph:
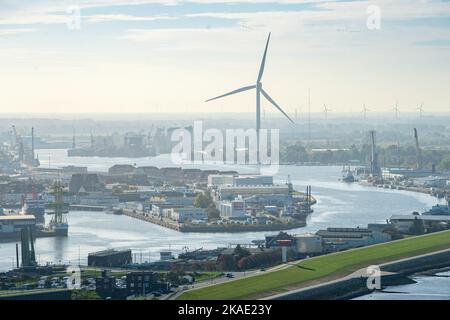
[[43, 180, 69, 237], [341, 166, 356, 183]]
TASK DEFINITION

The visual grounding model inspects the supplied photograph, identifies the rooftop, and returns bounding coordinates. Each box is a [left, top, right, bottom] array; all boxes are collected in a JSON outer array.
[[0, 214, 35, 221]]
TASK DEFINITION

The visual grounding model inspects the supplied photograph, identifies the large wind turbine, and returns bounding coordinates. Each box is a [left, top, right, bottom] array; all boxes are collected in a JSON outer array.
[[323, 104, 331, 121], [205, 33, 294, 158], [392, 102, 400, 119], [362, 104, 370, 120], [416, 103, 424, 118]]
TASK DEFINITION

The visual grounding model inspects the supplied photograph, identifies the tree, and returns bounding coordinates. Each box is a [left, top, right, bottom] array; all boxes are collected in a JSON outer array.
[[440, 156, 450, 171], [206, 204, 220, 219], [409, 217, 425, 235], [194, 193, 210, 208]]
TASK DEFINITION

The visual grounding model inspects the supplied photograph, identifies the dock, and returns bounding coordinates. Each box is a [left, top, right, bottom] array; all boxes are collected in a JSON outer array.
[[121, 209, 307, 233]]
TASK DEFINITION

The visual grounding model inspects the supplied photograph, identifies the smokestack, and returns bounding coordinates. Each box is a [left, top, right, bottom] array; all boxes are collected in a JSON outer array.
[[16, 243, 19, 269]]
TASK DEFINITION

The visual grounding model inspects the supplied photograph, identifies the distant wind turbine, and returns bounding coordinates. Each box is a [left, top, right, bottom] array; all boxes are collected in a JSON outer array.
[[392, 102, 400, 119], [323, 104, 331, 121], [362, 104, 370, 120], [416, 103, 424, 118], [205, 32, 294, 159]]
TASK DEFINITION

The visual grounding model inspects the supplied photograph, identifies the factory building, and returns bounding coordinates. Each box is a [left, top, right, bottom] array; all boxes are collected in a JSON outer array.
[[208, 174, 234, 187], [219, 197, 246, 219], [88, 249, 132, 268], [0, 215, 36, 238], [208, 174, 274, 188], [233, 175, 273, 186], [389, 214, 450, 234], [69, 173, 103, 193], [108, 164, 136, 175], [218, 185, 290, 201], [295, 234, 323, 255], [77, 192, 119, 207], [170, 207, 207, 222], [241, 194, 292, 207], [317, 227, 391, 252]]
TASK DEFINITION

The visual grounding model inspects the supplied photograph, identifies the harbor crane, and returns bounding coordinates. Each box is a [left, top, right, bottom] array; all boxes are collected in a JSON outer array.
[[369, 130, 381, 176], [11, 125, 24, 162], [413, 128, 422, 170]]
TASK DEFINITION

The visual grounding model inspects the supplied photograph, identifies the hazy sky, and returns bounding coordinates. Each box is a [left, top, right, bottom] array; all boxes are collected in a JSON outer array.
[[0, 0, 449, 115]]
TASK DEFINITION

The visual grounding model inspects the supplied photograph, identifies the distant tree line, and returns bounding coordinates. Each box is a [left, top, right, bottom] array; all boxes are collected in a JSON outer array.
[[281, 142, 450, 171]]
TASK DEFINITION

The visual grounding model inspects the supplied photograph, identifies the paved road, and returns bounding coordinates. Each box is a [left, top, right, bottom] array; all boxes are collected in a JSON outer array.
[[167, 263, 294, 300]]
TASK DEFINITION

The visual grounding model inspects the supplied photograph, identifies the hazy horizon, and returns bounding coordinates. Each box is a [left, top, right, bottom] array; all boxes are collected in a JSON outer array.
[[1, 0, 449, 114]]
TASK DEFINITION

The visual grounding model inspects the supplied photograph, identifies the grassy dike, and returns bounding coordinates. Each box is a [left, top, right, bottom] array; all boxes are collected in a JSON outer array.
[[178, 230, 450, 300]]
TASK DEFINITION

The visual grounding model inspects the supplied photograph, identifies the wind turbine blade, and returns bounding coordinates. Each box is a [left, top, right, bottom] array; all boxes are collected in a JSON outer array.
[[257, 32, 271, 83], [261, 88, 294, 124], [205, 85, 256, 102]]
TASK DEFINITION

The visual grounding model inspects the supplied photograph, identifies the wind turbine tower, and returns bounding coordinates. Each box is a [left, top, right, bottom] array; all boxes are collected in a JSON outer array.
[[362, 104, 369, 120], [323, 104, 331, 121], [417, 103, 424, 118], [393, 102, 399, 119], [205, 33, 294, 161]]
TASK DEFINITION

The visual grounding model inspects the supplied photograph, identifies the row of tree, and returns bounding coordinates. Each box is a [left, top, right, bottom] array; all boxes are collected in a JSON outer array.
[[282, 142, 450, 171]]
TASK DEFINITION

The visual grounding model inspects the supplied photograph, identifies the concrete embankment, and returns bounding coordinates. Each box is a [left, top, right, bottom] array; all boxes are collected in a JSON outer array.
[[267, 249, 450, 300]]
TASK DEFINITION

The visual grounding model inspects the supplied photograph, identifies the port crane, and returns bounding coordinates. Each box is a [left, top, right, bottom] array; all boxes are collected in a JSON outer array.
[[369, 130, 381, 176], [413, 128, 422, 170], [11, 125, 24, 161]]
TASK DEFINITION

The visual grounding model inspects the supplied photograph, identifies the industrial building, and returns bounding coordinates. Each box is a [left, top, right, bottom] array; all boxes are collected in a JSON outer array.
[[233, 175, 273, 186], [0, 215, 36, 239], [208, 174, 274, 188], [88, 249, 132, 267], [317, 227, 391, 252], [170, 207, 207, 223], [389, 214, 450, 233], [294, 233, 323, 255], [69, 173, 103, 193], [218, 185, 290, 200], [265, 226, 391, 257], [208, 174, 234, 187], [219, 197, 246, 219]]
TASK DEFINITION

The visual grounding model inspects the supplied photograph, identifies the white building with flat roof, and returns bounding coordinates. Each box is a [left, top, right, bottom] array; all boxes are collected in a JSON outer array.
[[0, 214, 35, 235], [219, 197, 246, 219], [207, 174, 234, 187]]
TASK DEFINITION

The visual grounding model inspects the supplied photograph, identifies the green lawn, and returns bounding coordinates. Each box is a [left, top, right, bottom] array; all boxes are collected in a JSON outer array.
[[179, 230, 450, 300], [193, 272, 223, 282]]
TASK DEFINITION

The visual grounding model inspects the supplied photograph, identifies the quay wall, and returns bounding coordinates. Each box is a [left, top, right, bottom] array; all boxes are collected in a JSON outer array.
[[121, 210, 306, 233]]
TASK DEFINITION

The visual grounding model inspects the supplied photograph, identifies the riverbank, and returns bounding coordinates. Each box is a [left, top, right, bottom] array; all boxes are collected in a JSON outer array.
[[178, 230, 450, 300], [267, 248, 450, 300]]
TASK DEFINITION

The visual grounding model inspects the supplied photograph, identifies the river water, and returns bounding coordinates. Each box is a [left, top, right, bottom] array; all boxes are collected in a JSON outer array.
[[0, 149, 442, 269], [0, 149, 447, 298], [355, 270, 450, 300]]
